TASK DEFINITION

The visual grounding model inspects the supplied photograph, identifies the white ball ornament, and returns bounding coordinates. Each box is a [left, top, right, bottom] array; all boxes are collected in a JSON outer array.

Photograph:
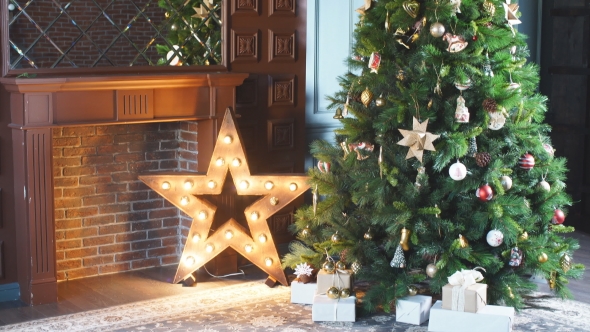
[[539, 180, 551, 192], [500, 176, 512, 190], [449, 161, 467, 181], [486, 229, 504, 247], [430, 22, 446, 38]]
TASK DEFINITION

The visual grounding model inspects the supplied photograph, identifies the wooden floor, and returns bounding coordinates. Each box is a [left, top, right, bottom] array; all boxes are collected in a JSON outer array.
[[0, 231, 588, 326]]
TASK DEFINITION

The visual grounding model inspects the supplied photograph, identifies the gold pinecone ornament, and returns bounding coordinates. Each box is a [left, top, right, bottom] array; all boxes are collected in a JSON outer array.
[[361, 87, 374, 107], [560, 253, 572, 273], [483, 0, 496, 16], [475, 152, 491, 167]]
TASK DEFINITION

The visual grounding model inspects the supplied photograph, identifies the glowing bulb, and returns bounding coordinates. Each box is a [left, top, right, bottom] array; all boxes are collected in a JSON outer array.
[[232, 158, 241, 167], [265, 257, 273, 266], [198, 211, 208, 220], [161, 181, 171, 190], [192, 234, 201, 243], [185, 256, 196, 267], [244, 244, 253, 253], [180, 196, 190, 206], [264, 181, 274, 190], [225, 230, 234, 239], [250, 211, 259, 221], [208, 180, 217, 189], [205, 244, 214, 253], [258, 234, 267, 243], [270, 197, 279, 206], [183, 180, 193, 190], [223, 135, 233, 144], [289, 183, 298, 191], [215, 158, 225, 166], [239, 180, 249, 189]]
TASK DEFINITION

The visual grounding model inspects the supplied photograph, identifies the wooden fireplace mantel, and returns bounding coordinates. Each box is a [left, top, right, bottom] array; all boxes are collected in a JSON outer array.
[[1, 72, 248, 305]]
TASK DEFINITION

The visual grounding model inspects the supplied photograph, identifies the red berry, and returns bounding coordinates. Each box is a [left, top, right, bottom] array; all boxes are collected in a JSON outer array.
[[472, 35, 478, 41]]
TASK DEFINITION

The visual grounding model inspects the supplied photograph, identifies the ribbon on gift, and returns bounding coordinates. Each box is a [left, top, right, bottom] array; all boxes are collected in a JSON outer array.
[[447, 267, 485, 312]]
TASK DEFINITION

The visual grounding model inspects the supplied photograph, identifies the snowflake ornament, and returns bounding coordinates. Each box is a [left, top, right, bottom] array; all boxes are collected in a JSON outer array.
[[294, 262, 314, 278]]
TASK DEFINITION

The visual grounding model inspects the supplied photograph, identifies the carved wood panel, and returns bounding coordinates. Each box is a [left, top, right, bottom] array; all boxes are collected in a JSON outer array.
[[267, 118, 294, 151], [268, 75, 295, 107], [269, 0, 296, 16], [269, 30, 296, 63], [232, 0, 259, 15], [231, 29, 260, 63]]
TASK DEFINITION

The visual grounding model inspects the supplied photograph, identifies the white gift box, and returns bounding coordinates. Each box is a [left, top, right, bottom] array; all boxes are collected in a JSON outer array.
[[396, 295, 432, 325], [290, 280, 317, 304], [311, 294, 356, 322], [428, 300, 514, 332]]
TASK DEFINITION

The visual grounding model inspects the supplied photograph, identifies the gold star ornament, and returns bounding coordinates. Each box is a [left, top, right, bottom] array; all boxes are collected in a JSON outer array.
[[397, 117, 440, 163], [139, 109, 309, 286]]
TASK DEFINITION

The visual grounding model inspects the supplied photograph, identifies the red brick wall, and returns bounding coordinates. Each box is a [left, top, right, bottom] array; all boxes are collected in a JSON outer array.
[[52, 121, 198, 280]]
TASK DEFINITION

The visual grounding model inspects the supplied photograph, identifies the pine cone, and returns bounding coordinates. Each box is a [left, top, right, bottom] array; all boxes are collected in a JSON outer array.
[[340, 248, 349, 263], [475, 152, 491, 167], [482, 98, 498, 112]]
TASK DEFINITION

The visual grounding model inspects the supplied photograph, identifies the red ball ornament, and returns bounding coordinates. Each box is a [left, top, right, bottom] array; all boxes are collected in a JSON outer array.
[[317, 161, 331, 173], [476, 184, 493, 202], [551, 209, 566, 225], [519, 153, 535, 170]]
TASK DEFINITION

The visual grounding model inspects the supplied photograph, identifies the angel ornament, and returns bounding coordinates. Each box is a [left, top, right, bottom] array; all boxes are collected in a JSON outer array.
[[455, 95, 469, 123]]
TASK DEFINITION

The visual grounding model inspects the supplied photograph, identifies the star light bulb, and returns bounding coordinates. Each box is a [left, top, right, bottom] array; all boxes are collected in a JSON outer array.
[[265, 181, 274, 190], [192, 234, 201, 243], [239, 180, 249, 189], [183, 181, 193, 190], [161, 181, 171, 190], [225, 230, 234, 239], [215, 158, 225, 166], [250, 211, 259, 221], [258, 234, 267, 243], [289, 183, 298, 191], [265, 257, 273, 266], [185, 256, 196, 267], [223, 135, 233, 144], [244, 244, 253, 253], [205, 244, 214, 253], [198, 211, 208, 220], [208, 180, 217, 189], [232, 158, 241, 167], [180, 196, 190, 206]]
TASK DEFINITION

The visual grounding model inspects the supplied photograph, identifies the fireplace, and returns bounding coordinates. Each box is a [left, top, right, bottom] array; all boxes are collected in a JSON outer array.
[[1, 73, 247, 305]]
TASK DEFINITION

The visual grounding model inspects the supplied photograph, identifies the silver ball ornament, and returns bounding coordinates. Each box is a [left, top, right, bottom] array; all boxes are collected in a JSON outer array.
[[426, 263, 438, 278], [430, 22, 446, 38]]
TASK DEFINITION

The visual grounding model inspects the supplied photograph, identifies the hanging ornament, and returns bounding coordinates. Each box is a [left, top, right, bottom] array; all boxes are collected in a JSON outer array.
[[343, 94, 351, 116], [551, 209, 566, 225], [340, 288, 351, 298], [397, 117, 440, 163], [543, 143, 555, 157], [385, 10, 390, 32], [390, 244, 406, 268], [508, 246, 523, 267], [326, 286, 340, 299], [486, 229, 504, 246], [363, 228, 374, 240], [519, 153, 535, 170], [312, 184, 318, 216], [400, 227, 411, 251], [477, 184, 494, 202], [549, 271, 557, 289], [408, 285, 418, 296], [483, 52, 494, 77], [458, 234, 469, 248], [317, 161, 331, 173], [467, 137, 478, 156], [301, 225, 311, 237], [360, 87, 374, 107], [396, 69, 406, 81], [454, 78, 472, 91], [503, 0, 522, 26], [375, 94, 386, 107], [488, 107, 507, 130], [449, 160, 467, 181], [507, 286, 515, 298], [475, 152, 491, 167], [333, 107, 344, 119], [368, 52, 381, 74], [348, 142, 375, 160], [170, 23, 179, 31], [394, 18, 427, 49], [539, 179, 551, 192], [450, 0, 462, 14], [322, 260, 335, 273], [560, 253, 572, 273], [414, 166, 426, 189], [500, 175, 513, 190], [378, 145, 383, 179], [519, 231, 528, 241], [426, 263, 438, 278], [455, 95, 470, 123], [538, 252, 548, 263], [482, 98, 498, 113], [483, 0, 496, 16], [430, 22, 445, 38], [351, 261, 362, 274], [340, 141, 350, 158], [402, 0, 420, 18], [331, 231, 342, 243], [335, 260, 346, 270], [443, 33, 468, 53]]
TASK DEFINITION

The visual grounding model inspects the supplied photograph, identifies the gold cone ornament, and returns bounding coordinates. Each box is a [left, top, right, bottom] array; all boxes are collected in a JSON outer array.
[[560, 253, 572, 273], [400, 227, 411, 251], [361, 87, 374, 107], [459, 234, 469, 248], [549, 270, 557, 289], [519, 231, 528, 241]]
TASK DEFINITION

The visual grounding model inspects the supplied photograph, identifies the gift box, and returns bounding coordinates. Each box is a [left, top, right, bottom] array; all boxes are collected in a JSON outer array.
[[441, 283, 487, 313], [395, 295, 432, 325], [311, 294, 356, 322], [428, 300, 514, 332], [290, 280, 317, 304], [316, 269, 353, 295]]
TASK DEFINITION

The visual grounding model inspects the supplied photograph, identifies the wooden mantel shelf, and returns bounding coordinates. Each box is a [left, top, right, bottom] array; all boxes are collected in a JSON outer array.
[[1, 72, 248, 128], [2, 72, 247, 306]]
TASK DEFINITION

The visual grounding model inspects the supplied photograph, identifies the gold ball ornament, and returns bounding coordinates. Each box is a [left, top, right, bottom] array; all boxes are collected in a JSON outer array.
[[459, 234, 469, 248], [364, 229, 374, 240], [519, 231, 529, 241], [375, 96, 386, 107], [301, 226, 311, 237], [430, 22, 445, 38], [426, 263, 438, 278], [538, 252, 548, 263], [408, 285, 418, 296], [340, 288, 351, 299], [322, 260, 335, 273], [351, 261, 362, 274], [335, 261, 346, 270], [360, 87, 374, 107], [331, 232, 342, 243], [327, 286, 341, 299]]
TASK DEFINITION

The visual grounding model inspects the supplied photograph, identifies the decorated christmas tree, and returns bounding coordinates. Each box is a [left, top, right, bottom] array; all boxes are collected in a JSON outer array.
[[283, 0, 584, 312], [155, 0, 221, 66]]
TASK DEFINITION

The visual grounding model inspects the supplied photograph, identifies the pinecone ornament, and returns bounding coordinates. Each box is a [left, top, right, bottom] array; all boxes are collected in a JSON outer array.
[[340, 248, 349, 264], [482, 98, 498, 113], [475, 152, 491, 167]]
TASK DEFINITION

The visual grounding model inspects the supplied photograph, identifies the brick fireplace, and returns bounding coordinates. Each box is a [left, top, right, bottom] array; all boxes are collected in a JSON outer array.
[[1, 72, 248, 305]]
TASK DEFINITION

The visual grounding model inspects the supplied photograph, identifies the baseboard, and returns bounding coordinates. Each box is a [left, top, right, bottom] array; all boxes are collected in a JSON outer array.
[[0, 282, 20, 302]]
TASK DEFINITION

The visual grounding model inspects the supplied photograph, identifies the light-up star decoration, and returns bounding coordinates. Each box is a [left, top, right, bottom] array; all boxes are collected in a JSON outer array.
[[139, 109, 309, 286], [397, 117, 440, 163]]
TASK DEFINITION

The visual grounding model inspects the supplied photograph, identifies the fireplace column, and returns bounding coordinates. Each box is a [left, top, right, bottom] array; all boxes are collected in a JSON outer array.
[[10, 92, 57, 305]]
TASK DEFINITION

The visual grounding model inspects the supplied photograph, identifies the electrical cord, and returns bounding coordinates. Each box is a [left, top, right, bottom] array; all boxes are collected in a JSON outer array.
[[203, 265, 245, 278]]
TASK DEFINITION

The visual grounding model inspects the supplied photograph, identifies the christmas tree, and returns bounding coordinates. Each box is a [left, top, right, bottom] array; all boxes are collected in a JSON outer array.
[[283, 0, 584, 312], [155, 0, 221, 66]]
